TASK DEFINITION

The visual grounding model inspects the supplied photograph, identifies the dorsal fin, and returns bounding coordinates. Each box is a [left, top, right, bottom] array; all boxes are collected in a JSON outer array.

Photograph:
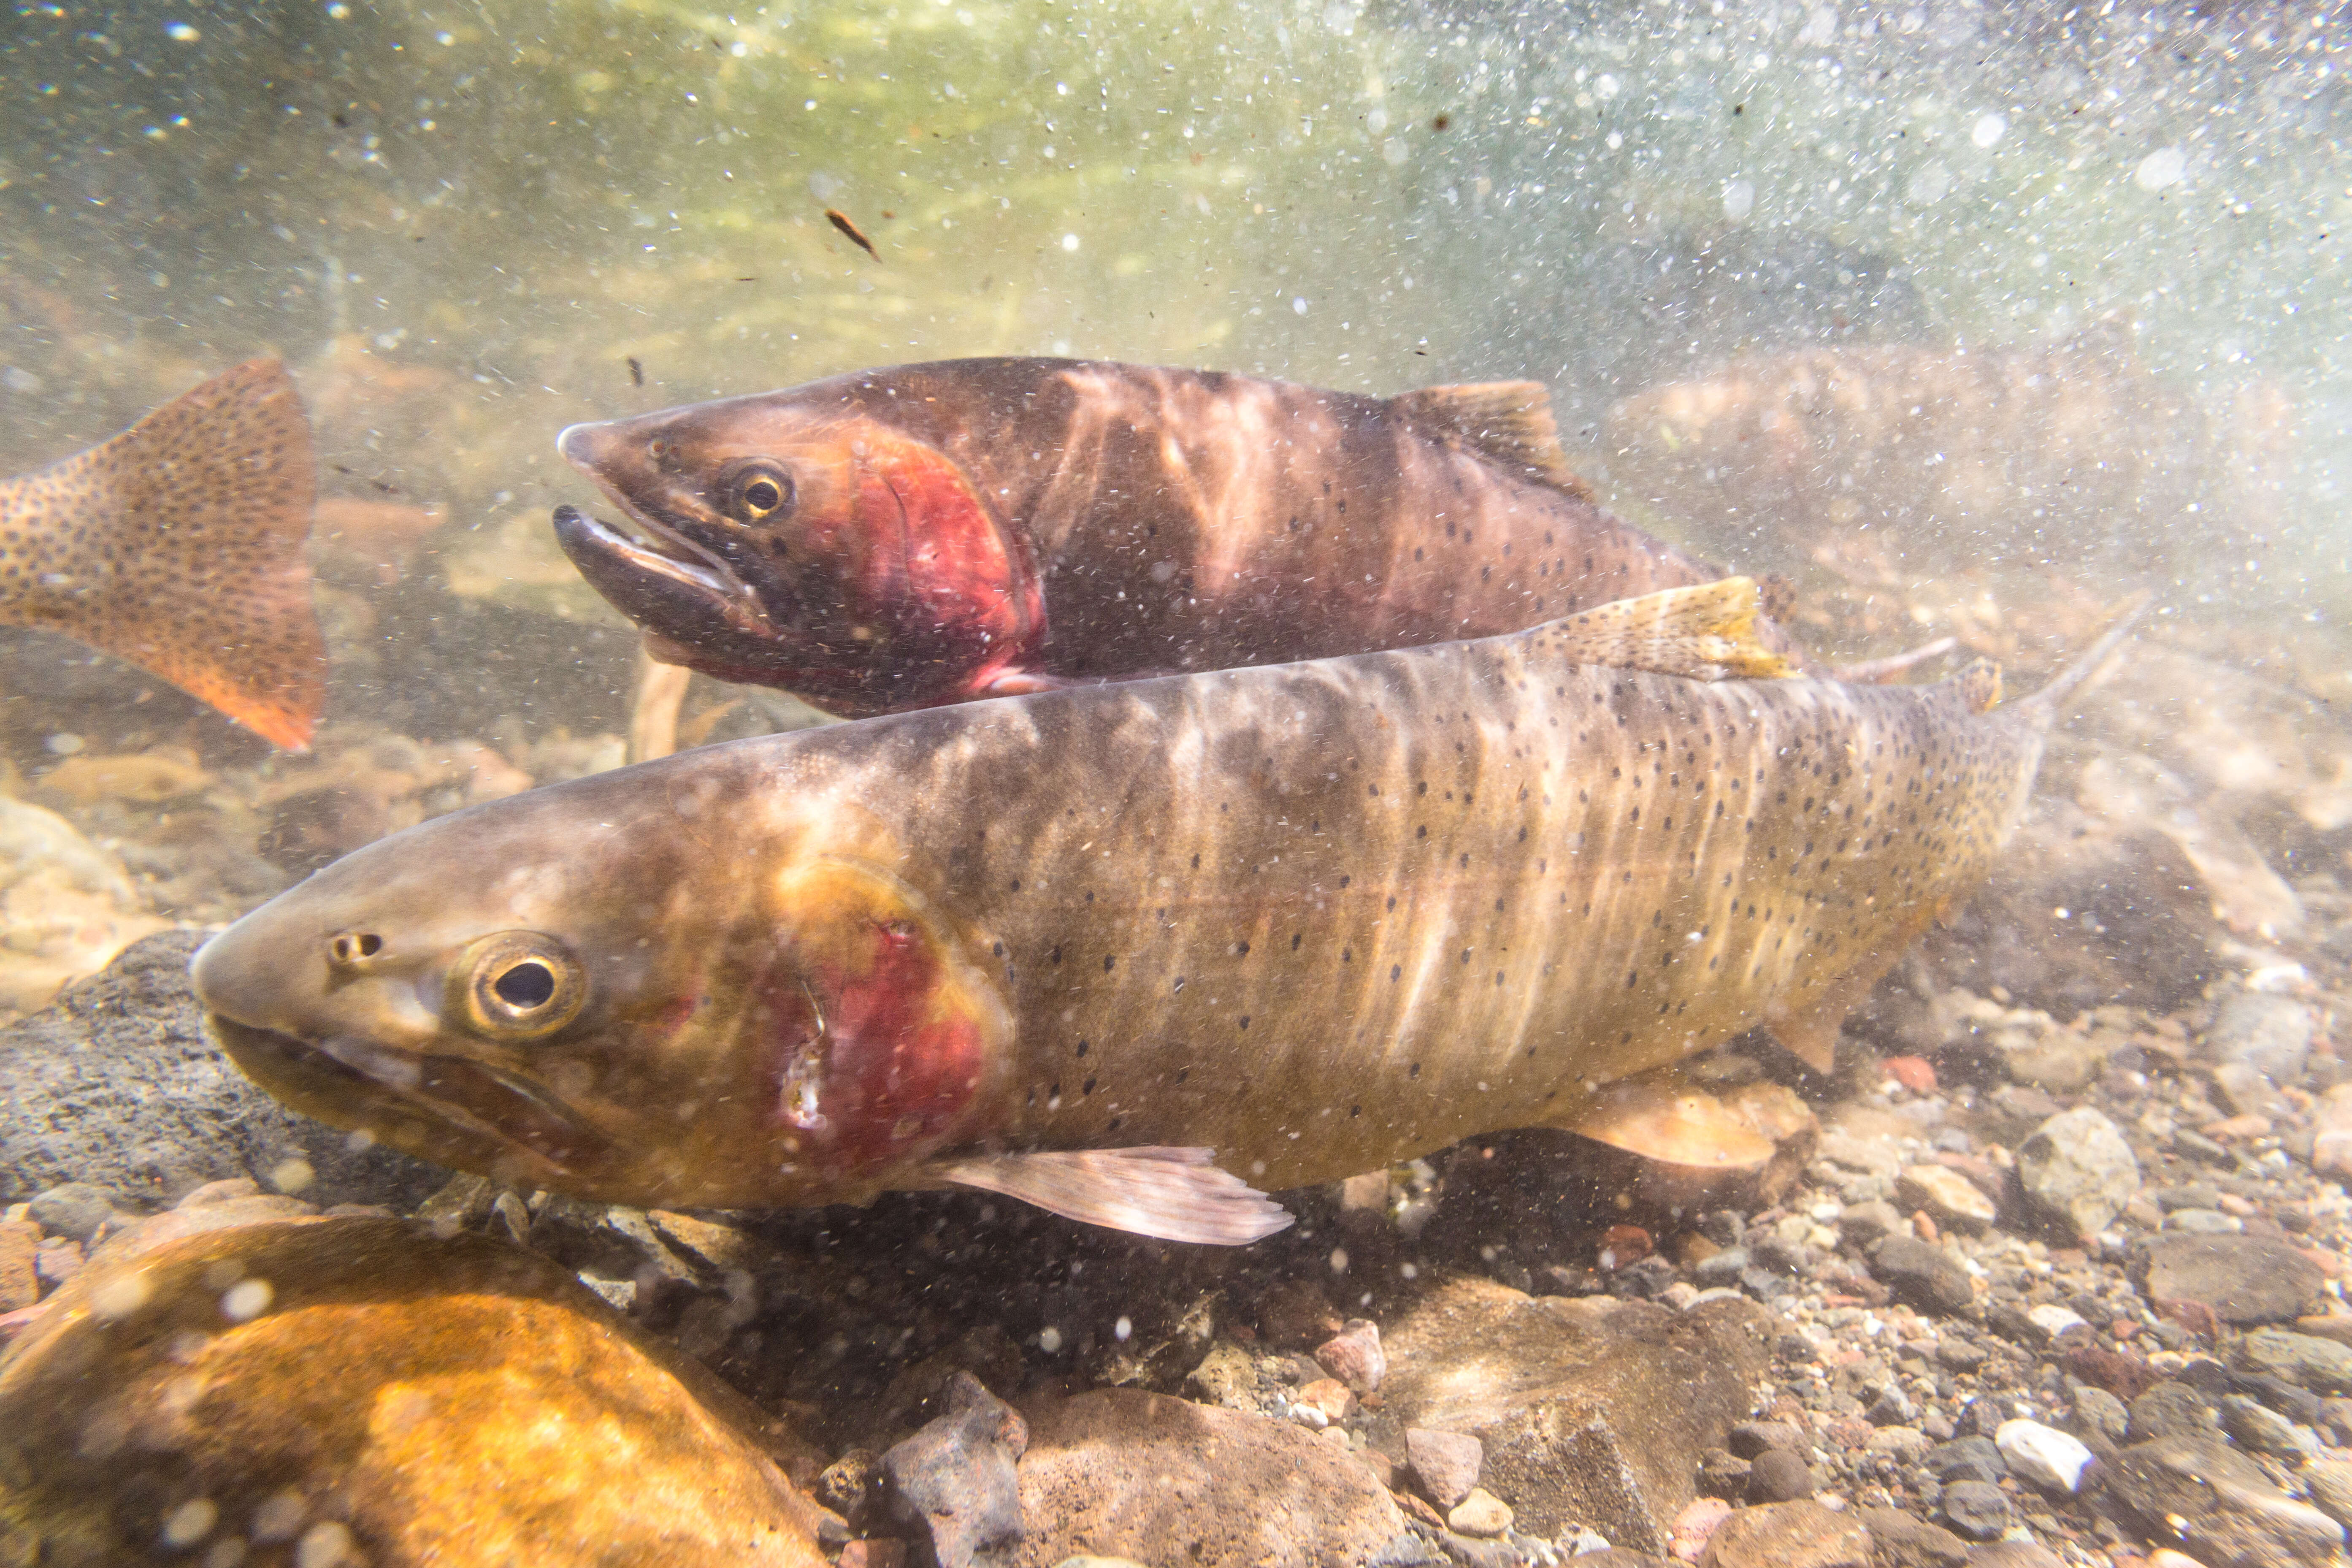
[[1529, 577, 1796, 680], [1393, 380, 1594, 499]]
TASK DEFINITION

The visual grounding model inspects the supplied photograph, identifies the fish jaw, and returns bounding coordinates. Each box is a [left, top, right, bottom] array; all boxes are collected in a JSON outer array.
[[553, 403, 1044, 717], [552, 503, 784, 666], [189, 755, 1018, 1210]]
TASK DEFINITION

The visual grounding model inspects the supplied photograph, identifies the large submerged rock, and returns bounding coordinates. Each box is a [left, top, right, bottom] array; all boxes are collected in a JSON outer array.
[[2104, 1433, 2345, 1568], [0, 1211, 830, 1565], [1015, 1388, 1407, 1568], [2135, 1234, 2325, 1326], [1375, 1277, 1773, 1553], [0, 930, 437, 1210]]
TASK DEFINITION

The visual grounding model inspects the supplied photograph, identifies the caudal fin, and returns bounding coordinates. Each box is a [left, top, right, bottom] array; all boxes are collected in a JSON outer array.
[[0, 360, 325, 749]]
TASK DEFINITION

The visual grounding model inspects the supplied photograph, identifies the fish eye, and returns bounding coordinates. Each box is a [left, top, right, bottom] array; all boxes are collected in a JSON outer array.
[[723, 461, 796, 522], [451, 931, 586, 1040], [495, 962, 557, 1008]]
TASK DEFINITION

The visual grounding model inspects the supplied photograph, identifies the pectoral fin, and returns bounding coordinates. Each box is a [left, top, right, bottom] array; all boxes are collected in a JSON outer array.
[[930, 1146, 1295, 1245], [1564, 1075, 1777, 1170], [1532, 577, 1796, 680]]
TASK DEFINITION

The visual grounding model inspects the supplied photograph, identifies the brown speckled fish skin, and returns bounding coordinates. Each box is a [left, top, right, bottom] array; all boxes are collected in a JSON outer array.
[[0, 359, 324, 749], [191, 591, 2063, 1224], [553, 358, 1808, 717]]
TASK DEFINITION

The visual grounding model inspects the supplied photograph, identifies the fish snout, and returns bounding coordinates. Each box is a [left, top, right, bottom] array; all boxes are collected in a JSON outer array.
[[191, 912, 310, 1035], [555, 419, 622, 477], [192, 899, 424, 1044]]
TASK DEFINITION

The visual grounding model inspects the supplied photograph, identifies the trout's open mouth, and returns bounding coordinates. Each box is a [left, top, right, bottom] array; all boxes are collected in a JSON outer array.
[[552, 502, 761, 623], [207, 1014, 604, 1175]]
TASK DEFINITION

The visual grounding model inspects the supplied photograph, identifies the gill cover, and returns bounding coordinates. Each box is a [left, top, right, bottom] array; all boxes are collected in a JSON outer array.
[[765, 855, 1014, 1179], [814, 423, 1044, 683]]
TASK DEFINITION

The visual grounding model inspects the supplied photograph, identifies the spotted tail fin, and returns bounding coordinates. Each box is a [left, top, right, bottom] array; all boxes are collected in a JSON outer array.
[[0, 360, 324, 750]]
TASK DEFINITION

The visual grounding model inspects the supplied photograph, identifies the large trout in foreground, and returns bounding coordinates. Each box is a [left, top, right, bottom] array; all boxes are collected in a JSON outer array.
[[551, 357, 1811, 717], [192, 582, 2126, 1243]]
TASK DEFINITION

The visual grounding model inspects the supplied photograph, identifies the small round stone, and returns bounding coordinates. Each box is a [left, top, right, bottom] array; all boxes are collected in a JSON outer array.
[[1446, 1487, 1512, 1538], [1748, 1447, 1815, 1502], [1941, 1479, 2012, 1541]]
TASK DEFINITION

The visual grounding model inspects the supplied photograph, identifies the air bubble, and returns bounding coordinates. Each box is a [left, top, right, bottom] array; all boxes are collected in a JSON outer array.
[[221, 1279, 274, 1322], [90, 1269, 154, 1321], [2135, 147, 2186, 191], [161, 1498, 217, 1548]]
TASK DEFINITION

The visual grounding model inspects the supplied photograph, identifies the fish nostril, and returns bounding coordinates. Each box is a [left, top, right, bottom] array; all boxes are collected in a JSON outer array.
[[328, 931, 384, 970]]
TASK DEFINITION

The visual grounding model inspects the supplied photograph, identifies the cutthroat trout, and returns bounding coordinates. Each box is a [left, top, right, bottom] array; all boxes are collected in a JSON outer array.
[[192, 581, 2126, 1244], [552, 357, 1808, 718], [0, 360, 324, 750]]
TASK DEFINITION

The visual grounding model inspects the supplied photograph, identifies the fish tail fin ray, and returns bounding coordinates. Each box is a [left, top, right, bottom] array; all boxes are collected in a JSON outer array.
[[1562, 1072, 1778, 1169], [1393, 381, 1595, 499], [0, 360, 323, 749], [1531, 576, 1797, 680], [2004, 594, 2151, 729], [930, 1146, 1294, 1245]]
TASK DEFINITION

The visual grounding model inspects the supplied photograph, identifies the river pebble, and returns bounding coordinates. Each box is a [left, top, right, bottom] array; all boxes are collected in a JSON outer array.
[[2014, 1107, 2141, 1240], [1939, 1479, 2012, 1541], [1994, 1418, 2095, 1492]]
